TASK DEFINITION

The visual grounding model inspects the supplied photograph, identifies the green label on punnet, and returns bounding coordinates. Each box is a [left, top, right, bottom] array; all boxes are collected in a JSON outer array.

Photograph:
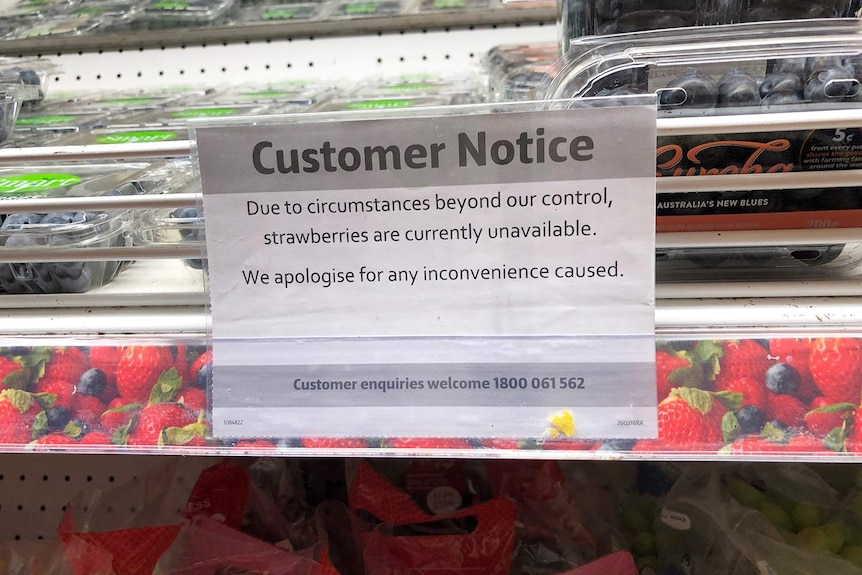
[[343, 99, 417, 110], [433, 0, 465, 8], [152, 0, 188, 9], [101, 97, 155, 105], [262, 9, 296, 19], [344, 2, 379, 13], [171, 107, 237, 118], [95, 130, 179, 144], [17, 115, 77, 126], [0, 174, 82, 196], [383, 83, 436, 91], [238, 90, 293, 97]]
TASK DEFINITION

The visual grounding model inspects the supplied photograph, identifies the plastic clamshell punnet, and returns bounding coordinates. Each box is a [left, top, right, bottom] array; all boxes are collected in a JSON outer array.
[[0, 160, 195, 294], [0, 57, 59, 108], [139, 0, 239, 26], [559, 0, 862, 52], [0, 85, 36, 144], [134, 189, 204, 270], [542, 19, 862, 117]]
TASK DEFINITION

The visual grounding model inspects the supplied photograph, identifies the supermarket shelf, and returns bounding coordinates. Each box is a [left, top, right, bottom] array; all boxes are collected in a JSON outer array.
[[4, 109, 862, 163], [655, 107, 862, 136], [2, 294, 861, 336], [0, 6, 554, 55], [2, 235, 858, 263]]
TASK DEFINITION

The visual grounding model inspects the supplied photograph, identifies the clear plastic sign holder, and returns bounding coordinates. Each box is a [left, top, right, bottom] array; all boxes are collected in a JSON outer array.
[[190, 97, 659, 445]]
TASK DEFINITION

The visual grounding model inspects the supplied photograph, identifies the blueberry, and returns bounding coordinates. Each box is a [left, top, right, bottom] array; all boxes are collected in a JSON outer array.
[[746, 0, 828, 21], [659, 69, 717, 109], [759, 73, 802, 99], [77, 368, 107, 399], [765, 363, 801, 395], [687, 251, 728, 268], [0, 263, 22, 292], [698, 0, 743, 25], [17, 69, 40, 86], [4, 235, 62, 294], [718, 69, 760, 107], [761, 92, 803, 111], [595, 86, 649, 106], [594, 0, 620, 20], [805, 68, 857, 102], [610, 11, 694, 34], [806, 56, 854, 80], [741, 249, 776, 265], [46, 406, 70, 430], [41, 212, 84, 226], [769, 58, 806, 79], [171, 207, 202, 241], [195, 362, 211, 389], [55, 266, 93, 293], [1, 213, 42, 230]]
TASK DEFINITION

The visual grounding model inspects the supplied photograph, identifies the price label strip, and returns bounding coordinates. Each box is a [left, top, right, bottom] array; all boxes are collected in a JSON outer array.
[[193, 101, 658, 442]]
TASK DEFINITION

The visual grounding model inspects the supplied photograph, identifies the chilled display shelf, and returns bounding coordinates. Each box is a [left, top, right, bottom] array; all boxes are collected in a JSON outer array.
[[0, 5, 554, 55]]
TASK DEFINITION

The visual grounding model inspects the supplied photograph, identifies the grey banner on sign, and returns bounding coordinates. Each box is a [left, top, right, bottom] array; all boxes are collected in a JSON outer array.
[[195, 107, 656, 193], [214, 361, 657, 408]]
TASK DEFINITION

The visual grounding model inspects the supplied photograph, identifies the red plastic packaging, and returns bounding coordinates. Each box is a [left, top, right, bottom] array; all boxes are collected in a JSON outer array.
[[348, 462, 517, 575]]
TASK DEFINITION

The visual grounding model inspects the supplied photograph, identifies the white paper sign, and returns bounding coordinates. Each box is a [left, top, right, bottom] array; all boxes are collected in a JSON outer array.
[[194, 103, 658, 441]]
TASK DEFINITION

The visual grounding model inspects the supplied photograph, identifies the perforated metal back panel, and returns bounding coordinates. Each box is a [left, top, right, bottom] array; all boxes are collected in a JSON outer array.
[[45, 24, 552, 93], [0, 454, 220, 540]]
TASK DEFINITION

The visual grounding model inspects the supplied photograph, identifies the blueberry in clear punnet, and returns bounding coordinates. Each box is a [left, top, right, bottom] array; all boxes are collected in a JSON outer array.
[[759, 73, 803, 99], [768, 58, 806, 79], [54, 265, 93, 294], [745, 0, 830, 21], [765, 363, 801, 395], [805, 68, 858, 102], [1, 213, 42, 230], [594, 86, 648, 106], [659, 69, 717, 109], [687, 251, 728, 268], [717, 68, 760, 107], [17, 69, 40, 86], [805, 56, 855, 79], [598, 10, 693, 34], [761, 92, 803, 111], [41, 211, 85, 226], [697, 0, 742, 25]]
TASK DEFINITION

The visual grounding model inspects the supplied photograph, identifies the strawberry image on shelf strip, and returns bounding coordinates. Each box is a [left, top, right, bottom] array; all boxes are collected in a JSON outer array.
[[0, 339, 857, 454]]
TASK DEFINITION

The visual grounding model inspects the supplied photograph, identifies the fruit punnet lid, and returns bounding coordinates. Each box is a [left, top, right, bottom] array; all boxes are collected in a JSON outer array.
[[201, 84, 333, 106], [540, 18, 862, 113], [348, 75, 484, 98], [141, 0, 237, 21], [38, 91, 183, 114], [0, 161, 188, 200], [113, 102, 275, 127], [312, 94, 471, 112]]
